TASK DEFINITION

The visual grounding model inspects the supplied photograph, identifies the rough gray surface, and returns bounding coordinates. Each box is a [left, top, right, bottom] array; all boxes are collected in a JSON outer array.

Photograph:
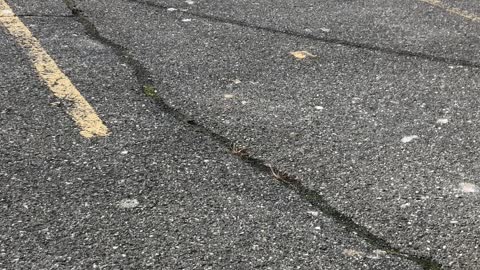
[[2, 0, 480, 269], [0, 9, 421, 270], [69, 0, 480, 268], [7, 0, 70, 16], [140, 0, 480, 65]]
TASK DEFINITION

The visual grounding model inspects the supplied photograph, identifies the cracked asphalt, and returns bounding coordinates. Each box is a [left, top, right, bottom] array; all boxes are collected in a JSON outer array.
[[1, 0, 479, 269]]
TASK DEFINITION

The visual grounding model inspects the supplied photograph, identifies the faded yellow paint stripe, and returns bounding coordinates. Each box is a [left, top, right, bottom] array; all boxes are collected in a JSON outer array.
[[0, 0, 109, 138], [419, 0, 480, 22]]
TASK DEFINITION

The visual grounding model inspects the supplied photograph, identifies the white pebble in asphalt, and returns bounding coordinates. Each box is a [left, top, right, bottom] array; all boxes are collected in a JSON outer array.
[[400, 202, 410, 209], [436, 118, 449, 124], [118, 199, 139, 209], [458, 182, 479, 193], [401, 135, 419, 143]]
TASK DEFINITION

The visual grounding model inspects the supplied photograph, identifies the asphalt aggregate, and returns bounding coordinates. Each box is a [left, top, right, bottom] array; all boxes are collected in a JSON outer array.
[[1, 0, 479, 269]]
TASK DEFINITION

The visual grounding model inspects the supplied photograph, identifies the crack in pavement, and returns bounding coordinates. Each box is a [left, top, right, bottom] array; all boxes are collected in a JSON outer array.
[[60, 0, 443, 269], [127, 0, 480, 69]]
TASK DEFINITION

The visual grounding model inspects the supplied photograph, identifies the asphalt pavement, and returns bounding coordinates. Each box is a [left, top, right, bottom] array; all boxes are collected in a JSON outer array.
[[1, 0, 479, 269]]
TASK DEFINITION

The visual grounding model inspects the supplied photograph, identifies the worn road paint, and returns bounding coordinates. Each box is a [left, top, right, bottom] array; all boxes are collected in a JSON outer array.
[[419, 0, 480, 22], [0, 0, 109, 138]]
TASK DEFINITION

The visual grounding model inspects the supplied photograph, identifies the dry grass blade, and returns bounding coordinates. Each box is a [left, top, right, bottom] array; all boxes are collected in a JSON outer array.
[[268, 165, 295, 183], [231, 143, 249, 157]]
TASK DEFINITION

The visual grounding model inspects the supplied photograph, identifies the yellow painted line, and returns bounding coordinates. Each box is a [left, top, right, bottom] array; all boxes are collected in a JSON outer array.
[[0, 0, 109, 138], [419, 0, 480, 22]]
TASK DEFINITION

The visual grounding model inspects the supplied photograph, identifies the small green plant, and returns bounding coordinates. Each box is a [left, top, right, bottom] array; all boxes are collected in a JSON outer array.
[[143, 85, 157, 97]]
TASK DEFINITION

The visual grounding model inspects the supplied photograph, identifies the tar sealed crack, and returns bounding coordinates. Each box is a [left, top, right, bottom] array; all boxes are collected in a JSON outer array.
[[62, 1, 443, 269]]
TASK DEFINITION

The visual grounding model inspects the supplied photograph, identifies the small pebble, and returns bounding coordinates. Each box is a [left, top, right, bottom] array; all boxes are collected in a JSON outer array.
[[373, 250, 387, 256], [118, 199, 139, 209], [436, 118, 449, 124], [367, 249, 387, 260], [458, 182, 479, 193], [351, 97, 361, 104], [401, 135, 419, 143], [400, 202, 410, 209]]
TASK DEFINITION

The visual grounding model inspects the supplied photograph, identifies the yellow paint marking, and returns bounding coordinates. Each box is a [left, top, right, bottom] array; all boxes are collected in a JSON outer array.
[[419, 0, 480, 22], [0, 0, 109, 138]]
